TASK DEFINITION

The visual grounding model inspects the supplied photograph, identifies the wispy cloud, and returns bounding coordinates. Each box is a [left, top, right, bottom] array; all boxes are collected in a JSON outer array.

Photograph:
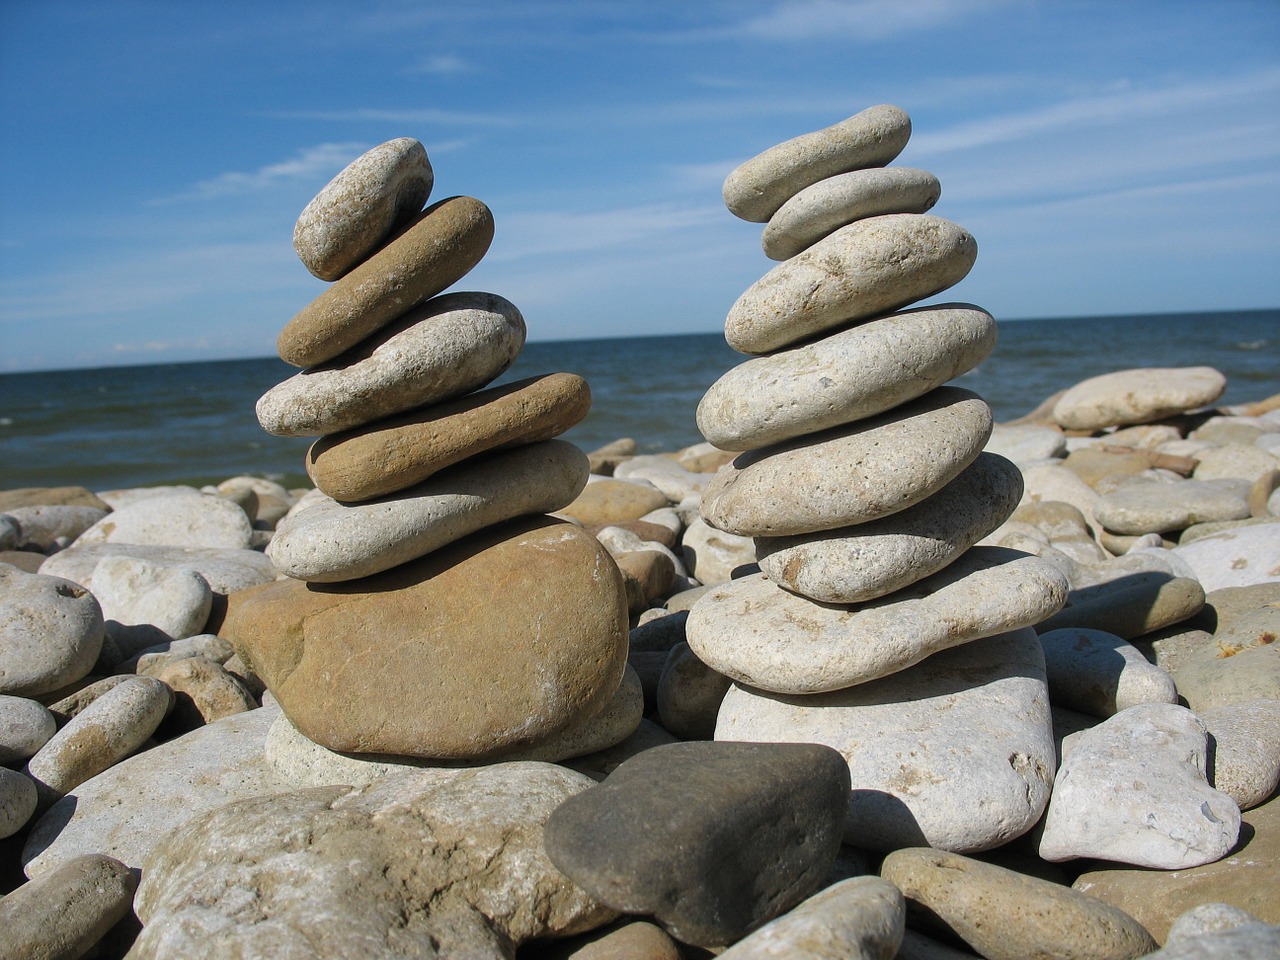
[[488, 202, 725, 262], [150, 142, 369, 204], [734, 0, 1014, 41], [406, 53, 477, 76]]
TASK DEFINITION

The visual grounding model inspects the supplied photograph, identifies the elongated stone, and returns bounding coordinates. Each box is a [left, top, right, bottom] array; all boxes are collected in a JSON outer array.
[[756, 453, 1022, 603], [270, 440, 589, 581], [257, 290, 526, 437], [688, 548, 1067, 694], [701, 386, 992, 537], [723, 104, 911, 222], [1053, 367, 1228, 431], [699, 303, 995, 450], [0, 854, 138, 960], [725, 214, 976, 355], [762, 166, 940, 260], [307, 372, 591, 502]]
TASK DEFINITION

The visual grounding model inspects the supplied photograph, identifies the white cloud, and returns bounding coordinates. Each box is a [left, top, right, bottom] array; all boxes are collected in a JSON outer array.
[[151, 142, 370, 204], [736, 0, 1013, 41], [407, 53, 476, 76]]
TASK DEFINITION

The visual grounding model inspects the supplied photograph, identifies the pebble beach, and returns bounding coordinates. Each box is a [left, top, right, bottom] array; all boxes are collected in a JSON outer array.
[[2, 109, 1279, 959]]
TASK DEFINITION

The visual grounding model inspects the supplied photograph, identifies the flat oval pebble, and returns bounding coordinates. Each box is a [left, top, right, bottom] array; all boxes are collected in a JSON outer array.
[[1040, 702, 1241, 868], [762, 165, 940, 260], [25, 675, 171, 804], [269, 439, 588, 581], [880, 848, 1156, 960], [293, 137, 433, 281], [1039, 627, 1178, 718], [0, 566, 103, 697], [0, 766, 38, 838], [717, 876, 905, 960], [544, 740, 850, 947], [1095, 479, 1250, 534], [258, 289, 526, 437], [699, 303, 995, 450], [985, 423, 1067, 466], [723, 103, 911, 222], [701, 386, 992, 537], [0, 504, 108, 549], [717, 628, 1056, 852], [558, 477, 671, 526], [656, 642, 733, 740], [1170, 522, 1280, 592], [277, 195, 494, 367], [0, 854, 138, 959], [75, 490, 253, 549], [1053, 367, 1228, 431], [0, 694, 57, 763], [90, 555, 212, 657], [725, 214, 977, 354], [688, 547, 1066, 693], [307, 372, 592, 501], [755, 452, 1022, 603], [39, 543, 277, 594]]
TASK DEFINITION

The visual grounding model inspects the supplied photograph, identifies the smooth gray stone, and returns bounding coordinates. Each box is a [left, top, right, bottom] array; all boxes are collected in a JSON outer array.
[[1202, 698, 1280, 810], [40, 542, 276, 596], [257, 290, 526, 437], [1040, 703, 1241, 869], [698, 303, 995, 451], [762, 166, 941, 260], [1053, 366, 1228, 431], [716, 629, 1056, 853], [75, 490, 253, 549], [984, 424, 1067, 466], [756, 453, 1022, 603], [724, 214, 976, 354], [656, 642, 733, 740], [1095, 479, 1251, 535], [688, 547, 1066, 694], [268, 439, 589, 581], [0, 695, 56, 763], [294, 137, 433, 281], [1, 504, 108, 549], [1144, 924, 1280, 959], [0, 854, 137, 960], [0, 566, 103, 697], [1167, 903, 1266, 942], [723, 104, 911, 222], [1039, 627, 1178, 718], [701, 386, 992, 537], [90, 555, 213, 658], [0, 767, 37, 839]]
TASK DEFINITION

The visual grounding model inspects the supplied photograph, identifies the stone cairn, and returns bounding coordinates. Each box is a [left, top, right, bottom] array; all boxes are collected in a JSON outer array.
[[686, 105, 1075, 853], [229, 138, 633, 762]]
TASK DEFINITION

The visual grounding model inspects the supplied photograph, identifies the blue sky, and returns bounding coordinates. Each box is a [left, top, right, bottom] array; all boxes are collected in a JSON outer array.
[[1, 1, 1277, 372]]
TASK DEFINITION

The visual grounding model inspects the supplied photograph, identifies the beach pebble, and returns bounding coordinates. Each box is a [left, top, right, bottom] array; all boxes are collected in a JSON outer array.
[[1039, 702, 1240, 868], [277, 195, 495, 366], [586, 436, 638, 475], [90, 555, 212, 657], [0, 514, 19, 550], [39, 542, 278, 593], [0, 566, 104, 696], [1170, 521, 1280, 591], [688, 548, 1066, 694], [614, 549, 677, 611], [268, 439, 588, 581], [762, 165, 940, 260], [123, 633, 234, 675], [545, 740, 849, 947], [1094, 478, 1251, 534], [259, 289, 526, 437], [680, 516, 756, 586], [594, 525, 687, 577], [756, 452, 1022, 603], [717, 629, 1056, 852], [702, 386, 992, 537], [21, 703, 285, 876], [1171, 633, 1279, 714], [0, 766, 38, 838], [614, 455, 711, 504], [1021, 462, 1102, 535], [1149, 924, 1280, 958], [717, 876, 905, 959], [294, 137, 433, 281], [306, 371, 591, 501], [75, 490, 253, 549], [559, 477, 671, 526], [537, 920, 683, 959], [0, 485, 110, 511], [1202, 699, 1280, 809], [1039, 627, 1178, 717], [1053, 366, 1228, 431], [984, 422, 1067, 466], [723, 103, 911, 222], [725, 214, 977, 354], [1194, 443, 1279, 486], [24, 675, 171, 805], [656, 642, 732, 740], [1166, 903, 1266, 941], [227, 517, 628, 759], [1038, 570, 1205, 640], [699, 303, 995, 450], [0, 504, 108, 549], [131, 763, 613, 959], [155, 656, 257, 728], [880, 848, 1155, 960], [0, 694, 56, 762], [0, 854, 137, 959]]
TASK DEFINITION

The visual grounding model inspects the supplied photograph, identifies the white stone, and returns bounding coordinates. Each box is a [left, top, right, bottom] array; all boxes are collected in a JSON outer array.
[[716, 629, 1056, 852], [0, 695, 56, 763], [1, 505, 108, 549], [74, 491, 252, 550], [699, 304, 995, 450], [680, 516, 756, 586], [1194, 444, 1280, 486], [613, 455, 712, 503], [1053, 367, 1227, 431], [985, 424, 1067, 466], [94, 485, 200, 509], [90, 556, 212, 658], [1039, 628, 1178, 718], [1095, 479, 1250, 535], [1201, 698, 1280, 810], [39, 543, 278, 594], [1020, 463, 1103, 540], [1039, 702, 1241, 868], [125, 634, 235, 676], [0, 566, 103, 697], [1171, 522, 1280, 591], [0, 767, 37, 839]]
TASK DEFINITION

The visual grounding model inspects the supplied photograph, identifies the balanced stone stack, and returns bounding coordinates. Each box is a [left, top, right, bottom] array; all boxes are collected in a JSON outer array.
[[226, 138, 631, 761], [687, 105, 1072, 853]]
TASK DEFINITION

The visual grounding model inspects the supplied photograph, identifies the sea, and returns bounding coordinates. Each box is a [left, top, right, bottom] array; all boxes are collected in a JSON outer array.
[[1, 309, 1276, 493]]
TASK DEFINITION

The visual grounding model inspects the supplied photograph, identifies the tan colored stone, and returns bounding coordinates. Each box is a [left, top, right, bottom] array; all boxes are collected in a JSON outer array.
[[307, 372, 592, 501], [225, 517, 629, 759], [559, 479, 670, 526], [0, 486, 109, 511], [614, 550, 675, 613], [277, 195, 494, 367], [1037, 574, 1205, 640], [155, 656, 258, 729], [0, 854, 137, 960], [1054, 367, 1228, 431]]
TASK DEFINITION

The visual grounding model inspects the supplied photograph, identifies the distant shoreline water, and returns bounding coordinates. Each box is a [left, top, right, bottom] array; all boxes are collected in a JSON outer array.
[[1, 308, 1277, 492]]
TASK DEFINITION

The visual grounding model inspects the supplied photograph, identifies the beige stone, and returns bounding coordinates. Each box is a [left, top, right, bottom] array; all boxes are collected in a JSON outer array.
[[0, 854, 137, 960], [1054, 367, 1227, 431], [155, 656, 257, 728], [559, 478, 670, 526]]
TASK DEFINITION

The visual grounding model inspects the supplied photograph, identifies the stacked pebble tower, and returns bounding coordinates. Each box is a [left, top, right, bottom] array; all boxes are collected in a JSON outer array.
[[686, 105, 1073, 852], [231, 138, 632, 761]]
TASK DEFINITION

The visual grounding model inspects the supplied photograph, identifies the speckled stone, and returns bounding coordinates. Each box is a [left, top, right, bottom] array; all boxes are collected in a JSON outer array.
[[1053, 367, 1228, 431], [293, 137, 434, 281], [1201, 698, 1280, 810], [723, 104, 911, 222], [1039, 627, 1178, 717], [0, 566, 104, 697], [0, 854, 138, 960], [1095, 479, 1251, 535], [0, 695, 57, 763], [277, 195, 494, 367], [39, 543, 278, 595], [699, 303, 995, 450], [724, 214, 977, 354], [0, 767, 38, 838], [74, 490, 253, 549]]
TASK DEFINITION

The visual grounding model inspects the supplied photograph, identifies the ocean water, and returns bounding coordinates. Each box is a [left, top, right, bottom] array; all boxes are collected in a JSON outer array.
[[1, 309, 1276, 492]]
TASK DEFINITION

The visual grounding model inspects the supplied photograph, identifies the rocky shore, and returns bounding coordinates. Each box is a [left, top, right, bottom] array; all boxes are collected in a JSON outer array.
[[2, 117, 1279, 959]]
